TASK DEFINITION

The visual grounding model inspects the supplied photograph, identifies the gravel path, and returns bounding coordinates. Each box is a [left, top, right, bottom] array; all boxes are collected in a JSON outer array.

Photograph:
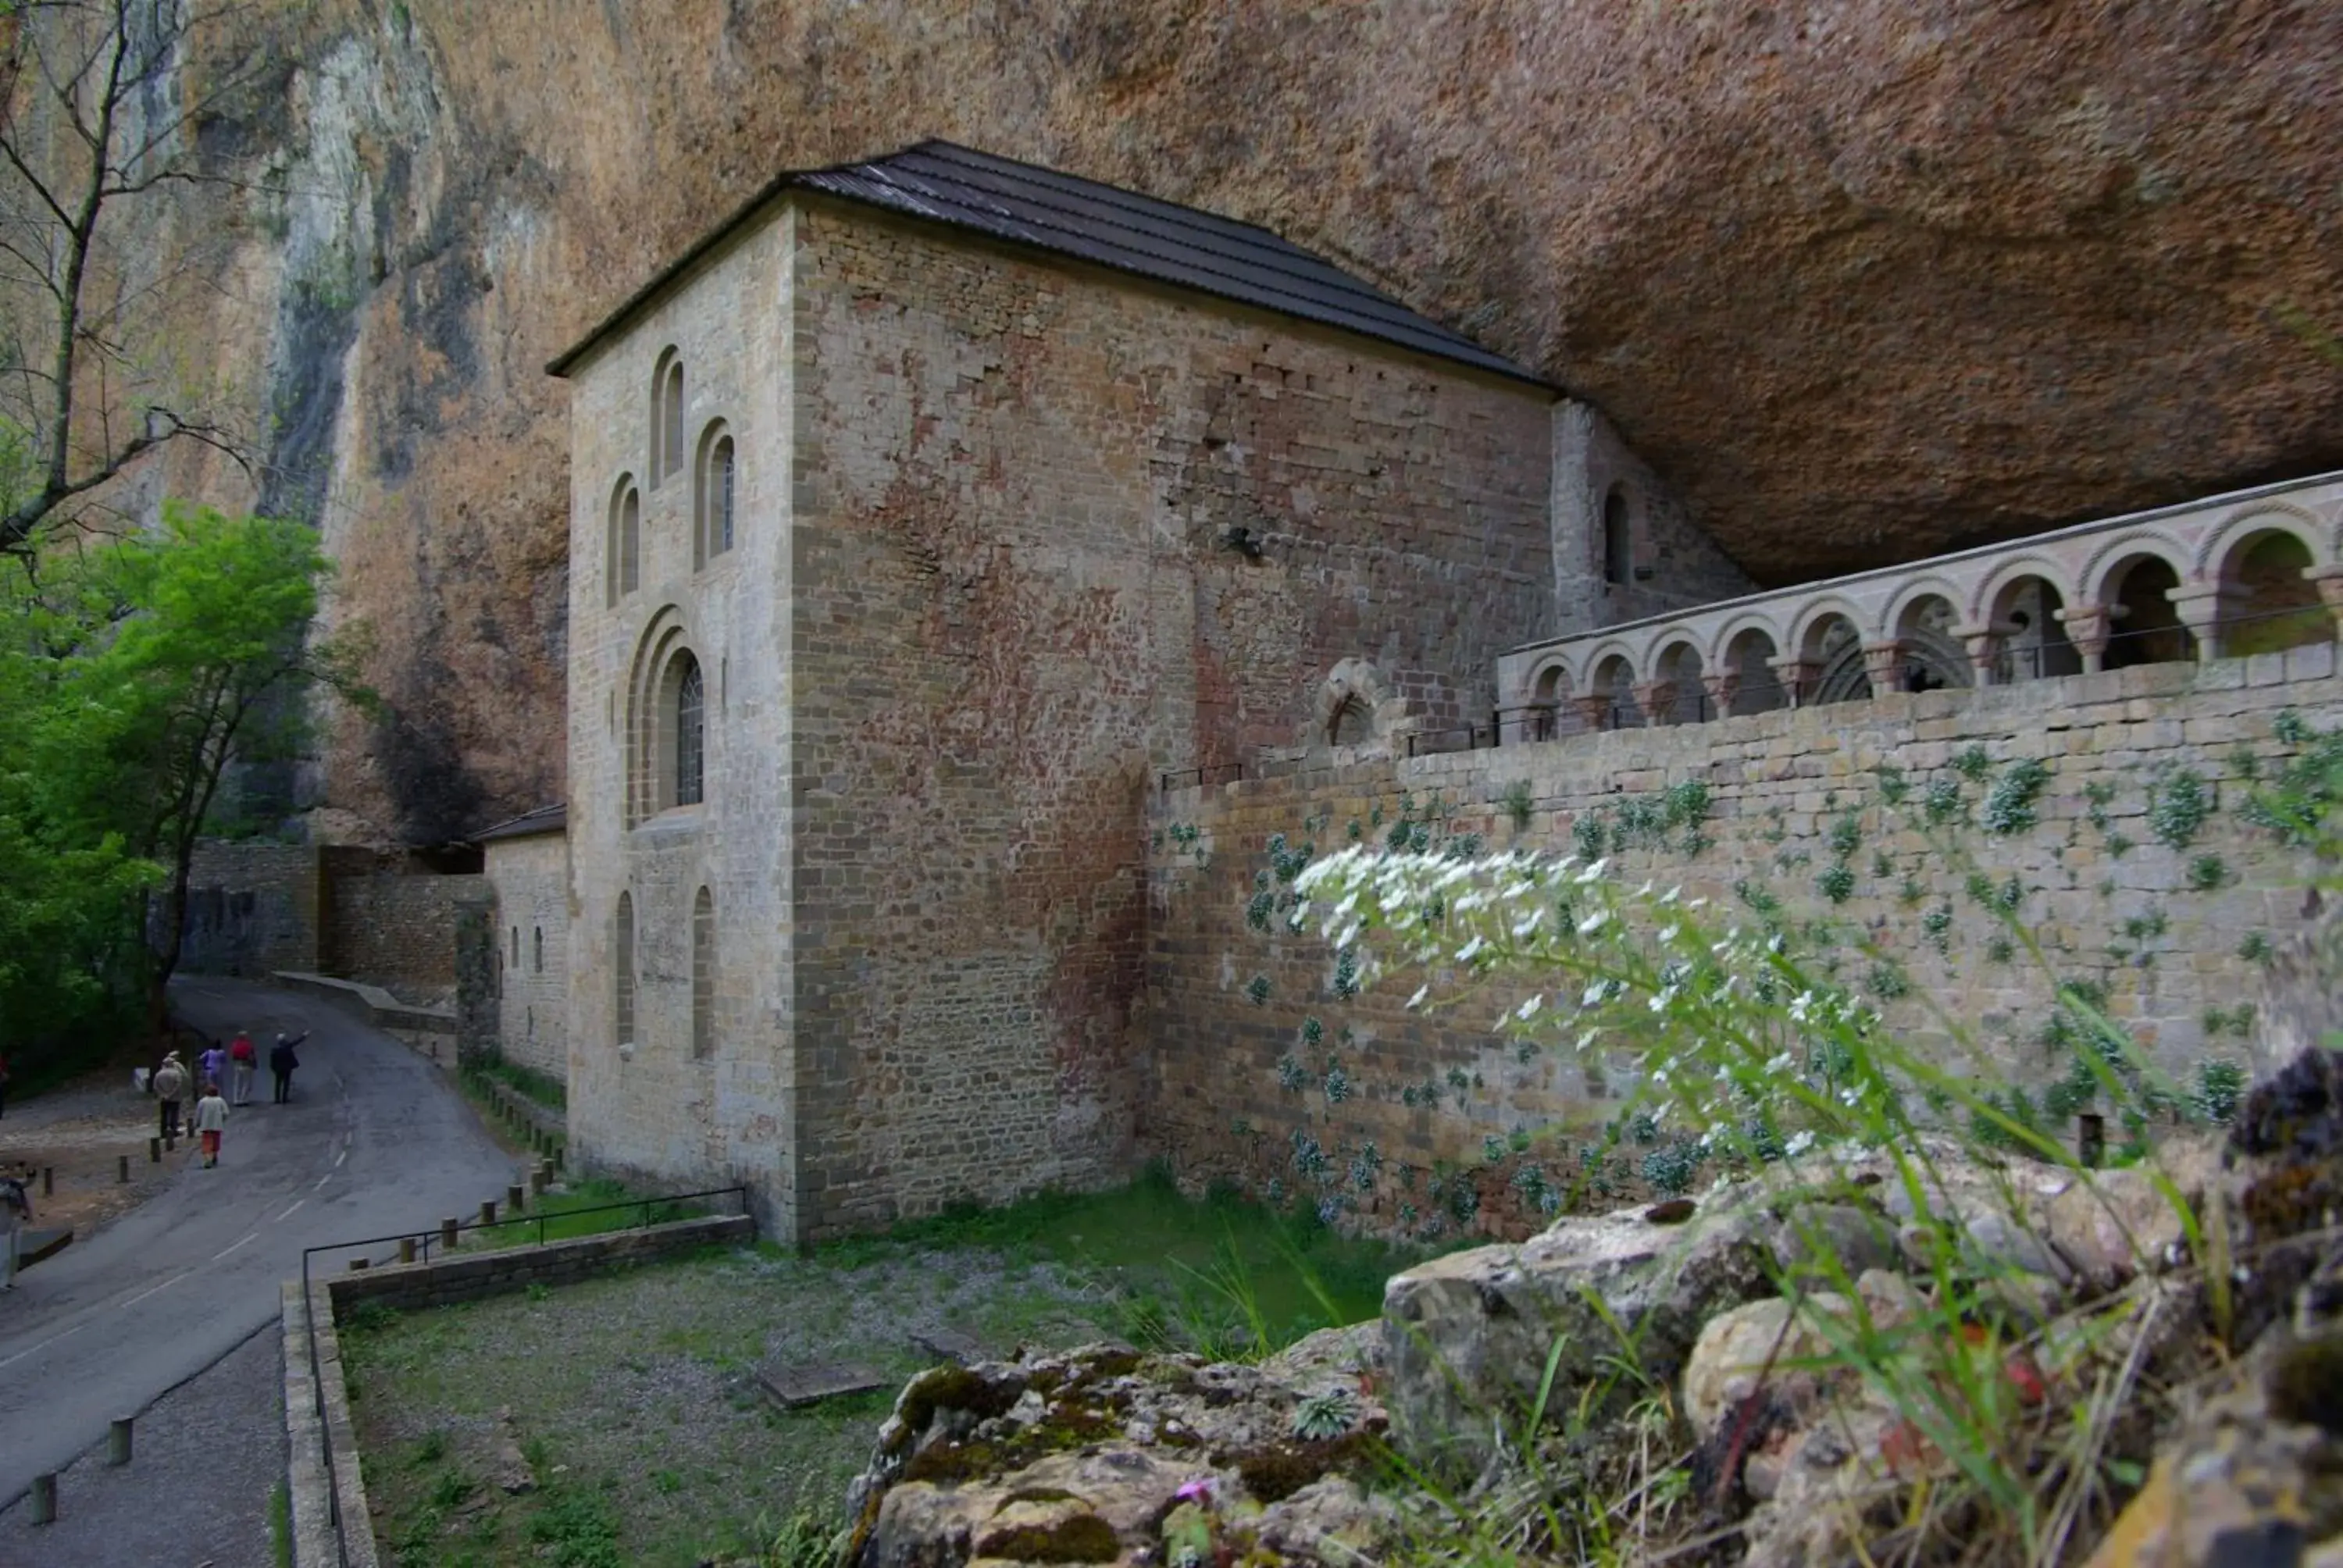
[[0, 1320, 282, 1566]]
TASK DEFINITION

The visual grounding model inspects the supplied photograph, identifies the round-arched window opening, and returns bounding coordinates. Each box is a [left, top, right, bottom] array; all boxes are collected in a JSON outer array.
[[1602, 486, 1632, 587], [674, 654, 705, 807], [1329, 697, 1371, 748]]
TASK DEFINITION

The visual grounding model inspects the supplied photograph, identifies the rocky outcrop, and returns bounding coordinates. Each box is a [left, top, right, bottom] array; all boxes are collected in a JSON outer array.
[[79, 2, 2343, 838], [844, 1334, 1400, 1566]]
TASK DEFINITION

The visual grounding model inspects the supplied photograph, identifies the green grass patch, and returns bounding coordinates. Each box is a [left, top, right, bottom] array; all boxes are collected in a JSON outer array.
[[466, 1178, 703, 1250], [343, 1168, 1435, 1566], [469, 1053, 567, 1110]]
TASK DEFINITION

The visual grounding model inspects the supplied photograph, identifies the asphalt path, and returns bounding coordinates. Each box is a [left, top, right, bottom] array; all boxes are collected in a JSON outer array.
[[0, 976, 517, 1509]]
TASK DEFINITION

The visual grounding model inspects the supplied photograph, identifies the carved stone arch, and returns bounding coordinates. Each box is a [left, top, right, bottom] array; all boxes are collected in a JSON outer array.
[[1971, 557, 2077, 625], [1523, 655, 1574, 704], [2195, 502, 2331, 579], [625, 607, 702, 825], [2081, 530, 2194, 607], [1706, 611, 1785, 672], [1311, 657, 1404, 756], [1883, 576, 1968, 644], [1574, 639, 1642, 697], [1788, 596, 1870, 663]]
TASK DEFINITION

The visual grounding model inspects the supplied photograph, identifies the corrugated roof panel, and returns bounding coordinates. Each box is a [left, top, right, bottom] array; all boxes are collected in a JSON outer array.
[[548, 141, 1548, 387]]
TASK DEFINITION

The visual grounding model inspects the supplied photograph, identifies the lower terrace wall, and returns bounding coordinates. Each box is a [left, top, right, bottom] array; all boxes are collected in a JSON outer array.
[[1145, 643, 2343, 1243], [319, 850, 482, 1000], [178, 843, 323, 978]]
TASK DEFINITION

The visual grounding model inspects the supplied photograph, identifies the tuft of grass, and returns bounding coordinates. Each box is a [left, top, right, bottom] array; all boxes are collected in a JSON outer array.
[[270, 1481, 292, 1568]]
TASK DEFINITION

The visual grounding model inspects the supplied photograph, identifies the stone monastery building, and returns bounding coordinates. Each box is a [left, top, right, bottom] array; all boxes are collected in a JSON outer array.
[[531, 141, 1745, 1239], [498, 141, 2343, 1242]]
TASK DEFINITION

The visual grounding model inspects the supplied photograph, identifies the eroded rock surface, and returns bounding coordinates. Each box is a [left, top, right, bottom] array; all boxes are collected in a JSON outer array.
[[80, 2, 2343, 836]]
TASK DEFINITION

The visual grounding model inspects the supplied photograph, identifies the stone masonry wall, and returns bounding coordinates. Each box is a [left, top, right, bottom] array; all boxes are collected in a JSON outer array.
[[562, 209, 801, 1236], [1552, 401, 1755, 634], [1147, 643, 2343, 1243], [483, 832, 570, 1083], [325, 1214, 753, 1314], [319, 854, 481, 998], [177, 843, 323, 978], [783, 197, 1557, 1238]]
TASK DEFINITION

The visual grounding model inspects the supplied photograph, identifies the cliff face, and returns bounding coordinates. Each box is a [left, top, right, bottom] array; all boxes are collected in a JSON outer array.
[[150, 0, 2341, 842]]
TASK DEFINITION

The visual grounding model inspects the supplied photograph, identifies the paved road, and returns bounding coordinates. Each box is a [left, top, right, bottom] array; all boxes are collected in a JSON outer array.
[[0, 977, 517, 1509]]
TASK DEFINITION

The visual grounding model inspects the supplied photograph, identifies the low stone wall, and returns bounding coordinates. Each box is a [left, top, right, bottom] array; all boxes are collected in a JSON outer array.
[[469, 1073, 566, 1145], [273, 971, 458, 1046], [326, 1213, 751, 1314], [1147, 650, 2343, 1241], [281, 1213, 754, 1567], [321, 856, 481, 997]]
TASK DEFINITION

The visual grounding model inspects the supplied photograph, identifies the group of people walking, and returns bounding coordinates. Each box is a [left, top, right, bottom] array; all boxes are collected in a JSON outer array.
[[149, 1029, 305, 1169]]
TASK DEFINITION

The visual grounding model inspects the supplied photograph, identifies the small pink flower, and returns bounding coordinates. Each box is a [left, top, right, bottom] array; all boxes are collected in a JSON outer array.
[[1174, 1476, 1215, 1506]]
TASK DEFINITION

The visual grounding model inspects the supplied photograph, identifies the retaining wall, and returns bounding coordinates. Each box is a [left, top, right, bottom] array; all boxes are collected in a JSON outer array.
[[1146, 647, 2343, 1241]]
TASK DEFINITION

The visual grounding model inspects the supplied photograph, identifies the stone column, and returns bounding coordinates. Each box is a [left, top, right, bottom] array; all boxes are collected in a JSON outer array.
[[2056, 605, 2113, 674], [1953, 622, 2004, 687], [1701, 670, 1741, 718], [2167, 586, 2231, 662], [2306, 565, 2343, 639], [1632, 680, 1678, 726], [1860, 640, 1906, 696], [1768, 656, 1820, 707]]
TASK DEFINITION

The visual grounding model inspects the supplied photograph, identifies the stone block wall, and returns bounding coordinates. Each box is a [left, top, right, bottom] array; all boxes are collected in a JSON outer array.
[[1551, 401, 1755, 633], [1146, 645, 2343, 1242], [324, 1214, 752, 1313], [483, 832, 569, 1082], [177, 843, 323, 978], [318, 851, 481, 998], [782, 198, 1558, 1238], [560, 208, 801, 1236]]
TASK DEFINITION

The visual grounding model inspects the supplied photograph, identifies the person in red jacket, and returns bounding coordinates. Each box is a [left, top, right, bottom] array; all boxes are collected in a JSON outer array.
[[227, 1030, 258, 1106]]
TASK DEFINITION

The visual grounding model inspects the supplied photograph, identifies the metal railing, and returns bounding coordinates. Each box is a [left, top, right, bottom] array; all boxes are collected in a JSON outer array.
[[296, 1183, 749, 1563]]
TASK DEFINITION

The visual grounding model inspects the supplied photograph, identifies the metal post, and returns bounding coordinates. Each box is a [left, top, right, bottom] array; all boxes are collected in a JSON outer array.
[[440, 1216, 458, 1251], [30, 1472, 55, 1523], [107, 1418, 132, 1466]]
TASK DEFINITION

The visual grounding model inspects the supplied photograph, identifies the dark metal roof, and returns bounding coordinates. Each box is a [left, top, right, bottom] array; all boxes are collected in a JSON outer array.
[[547, 141, 1549, 388], [472, 804, 567, 844]]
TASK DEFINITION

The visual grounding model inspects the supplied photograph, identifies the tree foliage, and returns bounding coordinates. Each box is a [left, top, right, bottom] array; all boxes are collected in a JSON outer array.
[[1, 501, 365, 1064]]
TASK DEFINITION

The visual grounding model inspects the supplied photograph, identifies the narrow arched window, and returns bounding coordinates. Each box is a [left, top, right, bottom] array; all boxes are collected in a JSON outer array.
[[614, 892, 636, 1049], [662, 362, 685, 480], [511, 925, 520, 965], [690, 887, 715, 1060], [620, 486, 640, 597], [674, 654, 704, 807], [606, 476, 639, 607], [1603, 486, 1632, 587], [649, 347, 683, 484], [532, 926, 543, 973], [713, 435, 735, 556]]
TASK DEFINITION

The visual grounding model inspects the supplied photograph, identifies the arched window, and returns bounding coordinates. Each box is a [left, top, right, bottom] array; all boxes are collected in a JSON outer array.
[[532, 926, 543, 973], [511, 925, 520, 965], [674, 654, 705, 807], [1603, 486, 1632, 587], [690, 887, 715, 1060], [650, 347, 684, 484], [606, 477, 640, 606], [1329, 696, 1371, 747], [694, 422, 736, 568], [614, 892, 636, 1049]]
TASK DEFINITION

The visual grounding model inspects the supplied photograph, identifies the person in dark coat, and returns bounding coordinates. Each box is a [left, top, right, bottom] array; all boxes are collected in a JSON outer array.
[[269, 1032, 307, 1104]]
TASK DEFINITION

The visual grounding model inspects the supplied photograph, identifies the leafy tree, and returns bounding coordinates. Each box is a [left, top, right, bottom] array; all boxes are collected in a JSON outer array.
[[3, 501, 368, 1051]]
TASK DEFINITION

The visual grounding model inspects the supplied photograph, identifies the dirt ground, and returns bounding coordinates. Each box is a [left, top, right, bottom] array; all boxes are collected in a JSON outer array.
[[0, 1071, 199, 1243]]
